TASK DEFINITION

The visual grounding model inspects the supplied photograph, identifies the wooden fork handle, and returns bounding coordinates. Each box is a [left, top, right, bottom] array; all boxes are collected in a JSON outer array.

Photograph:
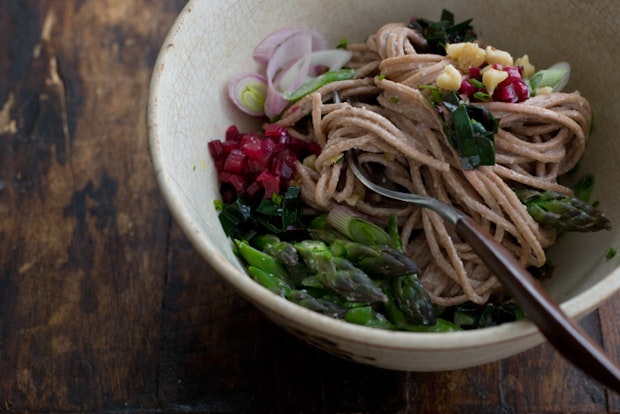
[[455, 216, 620, 393]]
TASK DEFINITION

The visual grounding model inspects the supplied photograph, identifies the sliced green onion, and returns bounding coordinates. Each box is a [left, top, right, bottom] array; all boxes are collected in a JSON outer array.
[[527, 61, 570, 94], [283, 68, 356, 102], [327, 205, 391, 246], [472, 91, 492, 102]]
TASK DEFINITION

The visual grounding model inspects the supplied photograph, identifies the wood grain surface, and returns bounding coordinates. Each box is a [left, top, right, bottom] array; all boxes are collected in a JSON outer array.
[[0, 1, 619, 413]]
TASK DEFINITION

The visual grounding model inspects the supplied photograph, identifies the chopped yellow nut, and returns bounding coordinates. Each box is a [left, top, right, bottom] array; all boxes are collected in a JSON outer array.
[[436, 64, 463, 90], [485, 46, 514, 67], [482, 68, 509, 95], [515, 54, 536, 78], [534, 86, 553, 96], [445, 42, 486, 71]]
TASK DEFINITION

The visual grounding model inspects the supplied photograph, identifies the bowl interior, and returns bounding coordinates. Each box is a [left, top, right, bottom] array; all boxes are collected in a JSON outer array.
[[148, 0, 620, 370]]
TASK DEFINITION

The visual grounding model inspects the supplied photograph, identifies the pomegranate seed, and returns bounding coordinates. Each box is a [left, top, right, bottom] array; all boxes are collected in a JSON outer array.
[[459, 79, 477, 97]]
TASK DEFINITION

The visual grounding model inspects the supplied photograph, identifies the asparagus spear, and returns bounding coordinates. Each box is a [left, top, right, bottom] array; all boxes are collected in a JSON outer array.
[[339, 242, 421, 277], [294, 240, 388, 303], [391, 274, 437, 326], [515, 189, 611, 232], [235, 239, 289, 277], [386, 214, 404, 251], [253, 234, 313, 284], [344, 305, 396, 330], [254, 234, 299, 268], [248, 266, 347, 318], [327, 205, 391, 245], [286, 289, 348, 318]]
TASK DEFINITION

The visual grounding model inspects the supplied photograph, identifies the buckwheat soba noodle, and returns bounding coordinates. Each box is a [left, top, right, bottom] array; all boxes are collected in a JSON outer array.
[[277, 22, 592, 307]]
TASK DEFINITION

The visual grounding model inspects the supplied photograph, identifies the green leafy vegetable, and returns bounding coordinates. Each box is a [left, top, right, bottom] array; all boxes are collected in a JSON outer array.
[[441, 91, 499, 169], [441, 301, 525, 329], [408, 9, 478, 55], [571, 173, 595, 203], [217, 186, 304, 241]]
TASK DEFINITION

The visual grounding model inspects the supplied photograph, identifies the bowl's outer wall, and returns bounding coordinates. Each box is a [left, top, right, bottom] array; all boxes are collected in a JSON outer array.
[[148, 0, 620, 371]]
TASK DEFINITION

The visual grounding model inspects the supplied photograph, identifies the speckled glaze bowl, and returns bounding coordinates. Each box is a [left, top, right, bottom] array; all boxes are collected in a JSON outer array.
[[147, 0, 620, 371]]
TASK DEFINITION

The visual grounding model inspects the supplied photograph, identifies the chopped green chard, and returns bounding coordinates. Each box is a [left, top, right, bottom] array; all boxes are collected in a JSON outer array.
[[572, 173, 596, 203], [425, 90, 498, 169], [408, 9, 478, 55], [217, 186, 305, 241], [441, 301, 525, 329]]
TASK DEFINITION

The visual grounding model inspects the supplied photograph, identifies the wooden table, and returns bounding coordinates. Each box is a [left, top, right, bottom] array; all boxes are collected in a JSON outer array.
[[1, 1, 619, 412]]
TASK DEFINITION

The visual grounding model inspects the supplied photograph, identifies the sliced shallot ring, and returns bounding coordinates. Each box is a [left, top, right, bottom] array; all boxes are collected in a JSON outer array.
[[253, 28, 328, 63], [228, 72, 268, 116]]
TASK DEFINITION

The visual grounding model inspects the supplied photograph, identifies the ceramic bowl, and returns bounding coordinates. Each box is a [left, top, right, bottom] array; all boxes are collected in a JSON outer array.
[[147, 0, 620, 371]]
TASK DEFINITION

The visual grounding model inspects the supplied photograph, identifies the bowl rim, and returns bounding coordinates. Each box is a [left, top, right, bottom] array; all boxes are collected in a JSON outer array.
[[146, 0, 620, 353]]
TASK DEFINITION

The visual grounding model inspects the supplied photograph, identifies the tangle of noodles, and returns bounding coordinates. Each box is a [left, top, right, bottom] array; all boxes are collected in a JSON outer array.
[[277, 22, 592, 307]]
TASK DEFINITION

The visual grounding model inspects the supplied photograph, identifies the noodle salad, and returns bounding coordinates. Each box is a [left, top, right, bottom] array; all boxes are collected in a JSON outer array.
[[208, 10, 611, 331]]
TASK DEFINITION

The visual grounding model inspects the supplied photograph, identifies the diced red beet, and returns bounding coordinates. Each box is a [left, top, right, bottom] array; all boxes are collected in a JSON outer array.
[[240, 133, 264, 159], [261, 137, 277, 153], [264, 123, 289, 142], [211, 124, 323, 200], [307, 142, 322, 156], [218, 171, 233, 184], [286, 136, 314, 159], [256, 170, 281, 199], [228, 174, 247, 193], [272, 157, 295, 180], [224, 148, 247, 174], [245, 180, 263, 198], [208, 140, 224, 159], [247, 152, 273, 173], [225, 125, 242, 142], [214, 158, 225, 172], [221, 140, 239, 156]]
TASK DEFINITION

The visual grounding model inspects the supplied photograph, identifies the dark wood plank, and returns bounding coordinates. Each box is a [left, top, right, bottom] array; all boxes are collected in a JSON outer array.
[[601, 291, 620, 412], [0, 0, 184, 411], [499, 312, 608, 413]]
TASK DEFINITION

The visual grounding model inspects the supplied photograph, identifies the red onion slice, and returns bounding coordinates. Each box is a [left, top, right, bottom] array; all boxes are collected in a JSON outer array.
[[253, 28, 328, 63]]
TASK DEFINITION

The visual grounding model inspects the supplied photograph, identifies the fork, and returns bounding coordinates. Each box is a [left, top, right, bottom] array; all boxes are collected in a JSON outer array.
[[346, 150, 620, 393]]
